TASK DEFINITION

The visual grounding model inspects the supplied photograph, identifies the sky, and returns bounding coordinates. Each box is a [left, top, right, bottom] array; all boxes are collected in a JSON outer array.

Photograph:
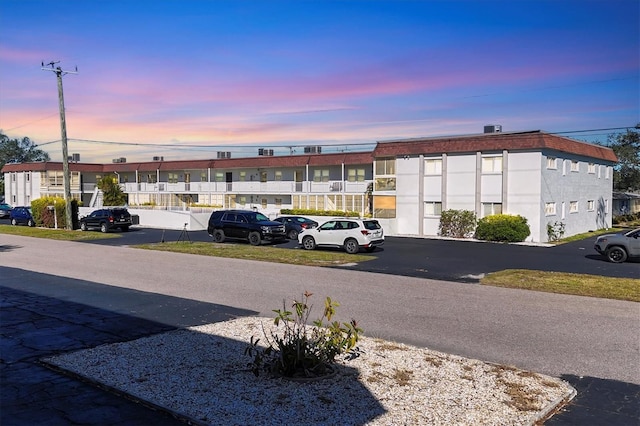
[[0, 0, 638, 163]]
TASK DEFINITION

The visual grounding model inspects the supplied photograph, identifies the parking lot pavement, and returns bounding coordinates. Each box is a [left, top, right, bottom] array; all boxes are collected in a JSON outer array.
[[0, 268, 258, 426]]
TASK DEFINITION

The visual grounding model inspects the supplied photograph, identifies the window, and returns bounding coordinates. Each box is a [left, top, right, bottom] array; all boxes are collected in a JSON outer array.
[[239, 171, 246, 181], [275, 198, 282, 207], [260, 171, 267, 183], [26, 173, 30, 182], [201, 172, 207, 182], [587, 200, 595, 211], [261, 198, 267, 208], [375, 158, 396, 175], [424, 201, 442, 216], [374, 177, 396, 191], [425, 159, 442, 175], [571, 161, 579, 172], [274, 170, 282, 181], [313, 169, 329, 182], [374, 195, 396, 218], [588, 163, 596, 174], [11, 173, 16, 182], [545, 202, 556, 216], [168, 173, 178, 184], [569, 201, 578, 213], [482, 156, 502, 173], [238, 196, 246, 204], [347, 168, 365, 182], [546, 156, 557, 169], [605, 166, 610, 179], [215, 172, 224, 182], [482, 203, 502, 216]]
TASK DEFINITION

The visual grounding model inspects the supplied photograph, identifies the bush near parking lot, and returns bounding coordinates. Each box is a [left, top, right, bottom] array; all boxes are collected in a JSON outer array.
[[438, 209, 477, 238], [280, 208, 360, 217], [475, 214, 530, 243], [31, 197, 79, 229]]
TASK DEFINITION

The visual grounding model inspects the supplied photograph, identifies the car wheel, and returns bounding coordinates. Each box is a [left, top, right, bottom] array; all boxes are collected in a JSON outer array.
[[344, 238, 360, 254], [288, 229, 299, 240], [606, 246, 628, 263], [11, 218, 17, 226], [213, 230, 225, 243], [100, 223, 109, 233], [80, 222, 87, 231], [27, 219, 34, 227], [248, 231, 262, 246], [302, 235, 316, 250]]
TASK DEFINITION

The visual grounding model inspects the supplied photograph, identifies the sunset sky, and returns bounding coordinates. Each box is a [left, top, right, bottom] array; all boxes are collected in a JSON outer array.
[[0, 0, 638, 163]]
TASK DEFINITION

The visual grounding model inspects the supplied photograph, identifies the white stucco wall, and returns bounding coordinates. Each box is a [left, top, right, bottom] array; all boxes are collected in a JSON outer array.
[[395, 157, 421, 235], [445, 155, 477, 210], [506, 151, 543, 242]]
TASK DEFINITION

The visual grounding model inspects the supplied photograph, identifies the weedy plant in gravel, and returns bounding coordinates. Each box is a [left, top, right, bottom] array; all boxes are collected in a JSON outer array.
[[245, 291, 362, 378]]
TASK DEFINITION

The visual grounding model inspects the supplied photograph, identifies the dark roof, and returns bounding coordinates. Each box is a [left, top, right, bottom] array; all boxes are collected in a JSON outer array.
[[373, 131, 617, 162], [1, 151, 374, 173], [1, 131, 616, 174]]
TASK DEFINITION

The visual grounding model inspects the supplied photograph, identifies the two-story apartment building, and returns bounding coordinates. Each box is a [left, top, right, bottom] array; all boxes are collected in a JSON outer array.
[[2, 129, 617, 242], [370, 131, 617, 241]]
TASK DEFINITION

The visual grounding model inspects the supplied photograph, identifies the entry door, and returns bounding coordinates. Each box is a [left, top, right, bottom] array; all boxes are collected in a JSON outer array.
[[295, 170, 303, 192]]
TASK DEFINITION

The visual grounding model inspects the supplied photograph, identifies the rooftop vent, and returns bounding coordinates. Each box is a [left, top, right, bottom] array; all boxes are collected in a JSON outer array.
[[304, 146, 322, 154], [153, 156, 164, 161], [112, 157, 127, 163], [484, 125, 502, 134], [217, 151, 231, 159]]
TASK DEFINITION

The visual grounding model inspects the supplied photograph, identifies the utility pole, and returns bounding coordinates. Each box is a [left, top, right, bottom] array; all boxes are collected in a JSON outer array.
[[42, 61, 77, 230]]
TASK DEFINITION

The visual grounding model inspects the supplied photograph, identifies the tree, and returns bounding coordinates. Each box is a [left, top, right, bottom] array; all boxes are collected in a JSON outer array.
[[1, 131, 50, 196], [97, 175, 128, 206], [606, 128, 640, 192], [0, 131, 50, 168]]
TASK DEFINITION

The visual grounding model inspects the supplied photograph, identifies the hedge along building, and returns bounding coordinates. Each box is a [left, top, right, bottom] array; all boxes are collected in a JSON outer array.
[[2, 129, 616, 242], [370, 129, 617, 242]]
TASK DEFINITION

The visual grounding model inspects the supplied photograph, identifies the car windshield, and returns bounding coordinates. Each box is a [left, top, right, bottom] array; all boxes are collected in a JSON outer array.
[[249, 212, 270, 223]]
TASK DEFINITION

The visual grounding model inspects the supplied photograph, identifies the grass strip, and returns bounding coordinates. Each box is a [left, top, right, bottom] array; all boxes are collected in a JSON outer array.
[[481, 269, 639, 302], [133, 241, 374, 267], [0, 224, 120, 241]]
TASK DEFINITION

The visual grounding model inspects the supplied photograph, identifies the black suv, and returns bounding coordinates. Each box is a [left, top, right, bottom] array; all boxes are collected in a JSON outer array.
[[79, 208, 132, 233], [207, 209, 287, 245]]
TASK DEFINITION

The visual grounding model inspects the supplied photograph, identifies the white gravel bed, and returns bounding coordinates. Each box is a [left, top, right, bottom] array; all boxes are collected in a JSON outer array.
[[42, 316, 575, 425]]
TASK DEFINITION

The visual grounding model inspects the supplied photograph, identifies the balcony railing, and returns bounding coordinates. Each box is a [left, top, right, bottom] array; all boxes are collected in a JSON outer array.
[[119, 180, 372, 194]]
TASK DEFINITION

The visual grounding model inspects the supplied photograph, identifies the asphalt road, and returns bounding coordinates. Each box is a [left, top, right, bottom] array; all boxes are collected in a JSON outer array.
[[1, 233, 637, 386], [81, 226, 639, 282]]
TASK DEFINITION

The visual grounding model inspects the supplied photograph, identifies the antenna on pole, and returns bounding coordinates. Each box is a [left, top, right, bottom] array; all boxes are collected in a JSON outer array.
[[42, 60, 78, 230]]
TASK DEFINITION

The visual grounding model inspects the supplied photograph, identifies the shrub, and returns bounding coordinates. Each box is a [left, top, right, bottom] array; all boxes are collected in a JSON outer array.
[[31, 197, 79, 229], [475, 214, 530, 242], [438, 209, 477, 238], [546, 221, 566, 242], [245, 291, 362, 378], [280, 208, 360, 217]]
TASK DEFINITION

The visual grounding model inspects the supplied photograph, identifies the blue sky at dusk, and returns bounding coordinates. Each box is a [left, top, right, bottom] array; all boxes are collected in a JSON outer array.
[[0, 0, 638, 162]]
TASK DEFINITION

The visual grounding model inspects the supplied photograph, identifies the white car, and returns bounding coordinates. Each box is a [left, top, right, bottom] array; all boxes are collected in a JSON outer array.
[[298, 218, 384, 254]]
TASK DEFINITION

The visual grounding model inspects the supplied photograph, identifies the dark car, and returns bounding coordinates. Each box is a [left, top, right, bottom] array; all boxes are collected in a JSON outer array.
[[0, 203, 12, 219], [79, 208, 132, 233], [594, 228, 640, 263], [9, 206, 34, 227], [207, 209, 287, 245], [273, 215, 319, 240]]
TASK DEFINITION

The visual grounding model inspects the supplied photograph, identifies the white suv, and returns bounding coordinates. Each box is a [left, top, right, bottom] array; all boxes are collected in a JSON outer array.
[[298, 218, 384, 254]]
